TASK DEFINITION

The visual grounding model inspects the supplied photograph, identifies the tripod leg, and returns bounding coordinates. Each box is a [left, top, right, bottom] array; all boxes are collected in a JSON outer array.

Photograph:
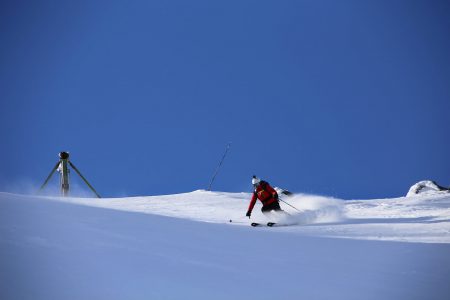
[[68, 161, 101, 198], [39, 161, 60, 192]]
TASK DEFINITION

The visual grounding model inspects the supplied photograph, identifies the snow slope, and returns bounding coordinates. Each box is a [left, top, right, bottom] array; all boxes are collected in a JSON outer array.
[[41, 190, 450, 243], [1, 191, 450, 299]]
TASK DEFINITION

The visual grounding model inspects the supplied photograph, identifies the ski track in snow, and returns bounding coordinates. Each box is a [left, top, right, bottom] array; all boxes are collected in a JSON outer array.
[[12, 190, 450, 243]]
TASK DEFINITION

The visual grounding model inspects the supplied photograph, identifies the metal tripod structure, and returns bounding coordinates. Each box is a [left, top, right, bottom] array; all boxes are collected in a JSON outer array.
[[39, 152, 101, 198]]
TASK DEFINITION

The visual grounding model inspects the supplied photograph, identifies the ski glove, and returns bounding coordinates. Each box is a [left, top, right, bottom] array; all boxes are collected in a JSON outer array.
[[246, 211, 251, 218]]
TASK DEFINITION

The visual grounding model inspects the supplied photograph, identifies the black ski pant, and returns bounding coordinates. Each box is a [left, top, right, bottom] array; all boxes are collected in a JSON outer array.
[[261, 201, 282, 213]]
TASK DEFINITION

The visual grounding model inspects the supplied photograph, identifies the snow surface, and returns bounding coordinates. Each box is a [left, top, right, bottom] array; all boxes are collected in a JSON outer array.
[[1, 191, 450, 299]]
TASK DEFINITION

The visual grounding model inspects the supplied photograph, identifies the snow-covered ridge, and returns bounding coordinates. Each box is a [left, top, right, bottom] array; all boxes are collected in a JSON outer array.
[[6, 190, 450, 243], [407, 180, 450, 197]]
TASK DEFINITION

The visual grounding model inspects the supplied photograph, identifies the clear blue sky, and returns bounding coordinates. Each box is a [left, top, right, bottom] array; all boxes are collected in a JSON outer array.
[[1, 0, 449, 199]]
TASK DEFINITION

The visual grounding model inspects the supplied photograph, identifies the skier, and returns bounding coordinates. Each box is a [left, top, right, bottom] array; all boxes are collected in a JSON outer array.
[[246, 176, 284, 218]]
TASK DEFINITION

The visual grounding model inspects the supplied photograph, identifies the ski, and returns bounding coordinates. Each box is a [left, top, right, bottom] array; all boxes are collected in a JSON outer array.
[[251, 222, 277, 227]]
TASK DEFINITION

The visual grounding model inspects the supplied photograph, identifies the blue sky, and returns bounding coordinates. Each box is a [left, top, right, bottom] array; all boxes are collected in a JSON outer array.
[[1, 0, 449, 199]]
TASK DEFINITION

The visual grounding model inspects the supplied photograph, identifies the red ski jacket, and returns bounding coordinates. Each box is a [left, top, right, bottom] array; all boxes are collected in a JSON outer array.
[[248, 181, 279, 213]]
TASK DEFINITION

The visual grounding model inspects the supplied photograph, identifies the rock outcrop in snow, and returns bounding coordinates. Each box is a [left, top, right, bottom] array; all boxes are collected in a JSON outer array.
[[407, 180, 449, 197]]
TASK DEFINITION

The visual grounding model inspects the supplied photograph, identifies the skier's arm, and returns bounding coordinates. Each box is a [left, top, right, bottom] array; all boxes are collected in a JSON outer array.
[[267, 185, 278, 200], [247, 192, 257, 215]]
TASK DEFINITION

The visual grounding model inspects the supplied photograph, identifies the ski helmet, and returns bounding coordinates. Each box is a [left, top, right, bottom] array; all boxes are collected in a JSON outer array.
[[252, 175, 261, 186]]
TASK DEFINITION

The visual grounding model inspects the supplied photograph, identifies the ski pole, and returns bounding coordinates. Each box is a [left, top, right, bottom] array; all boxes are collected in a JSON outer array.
[[279, 198, 302, 212]]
